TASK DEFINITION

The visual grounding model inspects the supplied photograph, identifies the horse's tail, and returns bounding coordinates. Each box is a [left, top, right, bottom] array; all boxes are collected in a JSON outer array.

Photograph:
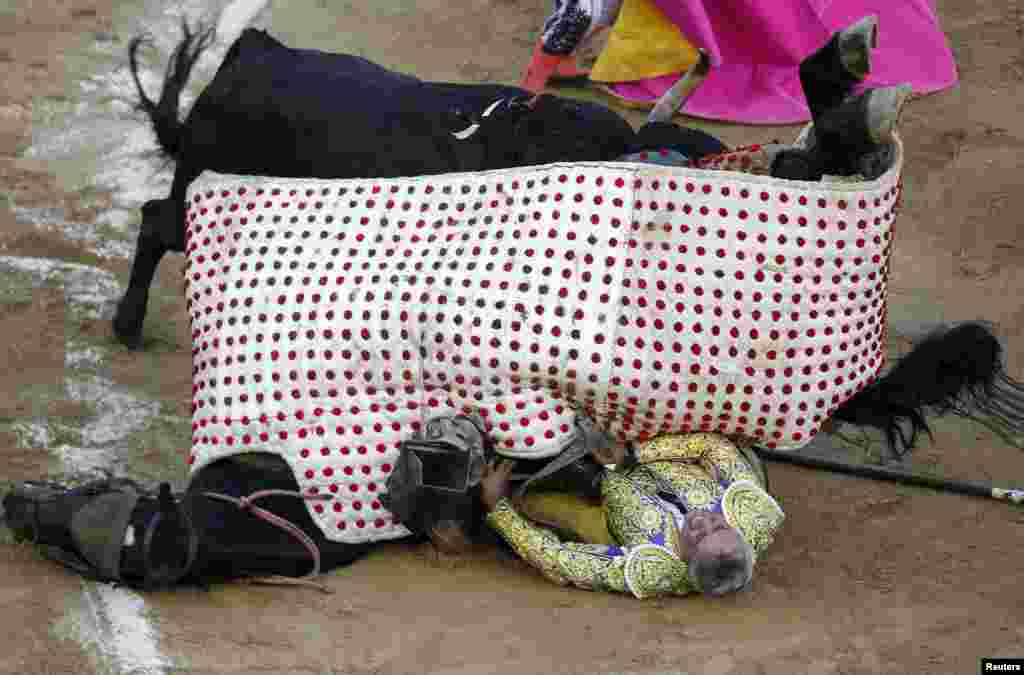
[[128, 20, 215, 161], [833, 322, 1024, 455]]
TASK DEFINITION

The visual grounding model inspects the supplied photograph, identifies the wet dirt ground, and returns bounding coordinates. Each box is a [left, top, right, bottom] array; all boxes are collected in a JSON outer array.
[[0, 0, 1022, 673]]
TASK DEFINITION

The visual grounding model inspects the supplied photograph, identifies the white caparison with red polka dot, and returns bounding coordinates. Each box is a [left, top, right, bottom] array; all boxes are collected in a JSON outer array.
[[184, 136, 903, 544]]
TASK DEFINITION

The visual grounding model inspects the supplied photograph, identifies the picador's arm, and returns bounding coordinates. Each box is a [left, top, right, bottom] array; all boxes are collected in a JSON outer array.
[[633, 433, 760, 486], [487, 497, 633, 593], [487, 472, 695, 598]]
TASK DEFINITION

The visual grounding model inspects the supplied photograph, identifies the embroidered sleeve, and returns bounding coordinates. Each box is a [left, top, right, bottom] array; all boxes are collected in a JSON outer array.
[[721, 480, 786, 559], [635, 433, 759, 486], [624, 545, 695, 598], [486, 498, 630, 593], [486, 498, 693, 598]]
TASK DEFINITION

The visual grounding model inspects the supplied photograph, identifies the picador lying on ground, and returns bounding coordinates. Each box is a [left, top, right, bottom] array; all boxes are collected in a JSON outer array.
[[5, 20, 1022, 599]]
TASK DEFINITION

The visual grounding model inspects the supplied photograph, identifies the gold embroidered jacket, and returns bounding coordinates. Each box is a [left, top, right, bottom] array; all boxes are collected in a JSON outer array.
[[486, 433, 785, 598]]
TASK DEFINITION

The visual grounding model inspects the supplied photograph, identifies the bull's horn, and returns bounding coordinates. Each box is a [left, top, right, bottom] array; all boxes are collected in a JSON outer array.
[[451, 98, 507, 139], [647, 49, 711, 124], [452, 123, 481, 140], [481, 98, 505, 118]]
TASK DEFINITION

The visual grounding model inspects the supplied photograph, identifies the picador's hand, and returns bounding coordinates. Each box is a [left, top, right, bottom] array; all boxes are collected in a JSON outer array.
[[480, 459, 516, 512]]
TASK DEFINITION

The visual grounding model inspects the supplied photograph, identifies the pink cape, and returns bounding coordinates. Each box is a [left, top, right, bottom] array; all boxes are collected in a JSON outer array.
[[606, 0, 958, 124]]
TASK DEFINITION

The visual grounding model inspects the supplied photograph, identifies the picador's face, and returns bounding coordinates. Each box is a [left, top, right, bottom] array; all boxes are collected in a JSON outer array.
[[682, 510, 742, 560]]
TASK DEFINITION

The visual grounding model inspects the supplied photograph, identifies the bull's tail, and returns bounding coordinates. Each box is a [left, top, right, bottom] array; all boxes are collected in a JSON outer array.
[[129, 21, 215, 160], [833, 322, 1024, 455]]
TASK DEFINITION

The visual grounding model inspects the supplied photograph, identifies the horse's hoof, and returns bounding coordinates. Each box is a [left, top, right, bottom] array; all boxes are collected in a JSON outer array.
[[837, 15, 878, 81]]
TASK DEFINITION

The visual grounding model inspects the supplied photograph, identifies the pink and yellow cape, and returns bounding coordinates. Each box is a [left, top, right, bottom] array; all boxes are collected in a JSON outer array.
[[586, 0, 958, 124]]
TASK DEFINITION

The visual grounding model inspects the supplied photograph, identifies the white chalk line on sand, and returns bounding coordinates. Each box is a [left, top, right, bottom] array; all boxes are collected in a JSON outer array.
[[0, 256, 167, 672], [58, 582, 174, 675], [14, 0, 271, 671]]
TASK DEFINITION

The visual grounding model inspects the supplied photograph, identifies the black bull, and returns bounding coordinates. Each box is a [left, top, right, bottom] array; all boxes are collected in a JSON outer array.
[[115, 26, 725, 348]]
